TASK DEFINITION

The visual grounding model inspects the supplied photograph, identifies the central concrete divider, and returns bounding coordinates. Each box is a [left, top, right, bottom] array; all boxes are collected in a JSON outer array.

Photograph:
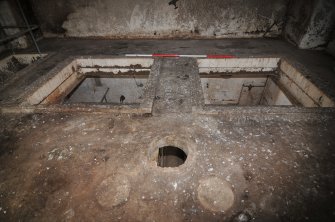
[[152, 58, 202, 114]]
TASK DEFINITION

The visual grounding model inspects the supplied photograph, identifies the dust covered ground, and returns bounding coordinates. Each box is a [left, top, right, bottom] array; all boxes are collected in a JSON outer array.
[[1, 112, 335, 221], [1, 39, 335, 221]]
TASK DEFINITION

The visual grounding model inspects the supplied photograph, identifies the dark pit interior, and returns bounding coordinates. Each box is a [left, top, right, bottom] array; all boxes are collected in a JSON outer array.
[[157, 146, 187, 168]]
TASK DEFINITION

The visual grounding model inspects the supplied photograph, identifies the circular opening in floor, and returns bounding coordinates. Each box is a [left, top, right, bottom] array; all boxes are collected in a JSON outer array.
[[157, 146, 187, 168]]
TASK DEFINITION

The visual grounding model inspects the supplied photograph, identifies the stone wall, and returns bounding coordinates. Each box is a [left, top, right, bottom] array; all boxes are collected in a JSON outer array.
[[0, 0, 29, 52], [284, 0, 335, 49], [326, 31, 335, 57], [29, 0, 288, 39]]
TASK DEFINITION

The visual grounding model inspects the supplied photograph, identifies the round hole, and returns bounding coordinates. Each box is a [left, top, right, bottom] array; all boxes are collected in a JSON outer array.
[[148, 136, 195, 170], [157, 146, 187, 168]]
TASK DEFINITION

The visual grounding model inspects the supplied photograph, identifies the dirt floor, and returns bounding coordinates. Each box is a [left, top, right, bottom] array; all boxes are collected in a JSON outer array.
[[0, 39, 335, 221], [0, 112, 335, 221]]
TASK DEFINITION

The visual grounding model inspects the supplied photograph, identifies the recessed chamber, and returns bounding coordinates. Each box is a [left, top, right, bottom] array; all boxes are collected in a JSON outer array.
[[64, 76, 148, 105], [197, 58, 335, 107], [27, 57, 154, 106]]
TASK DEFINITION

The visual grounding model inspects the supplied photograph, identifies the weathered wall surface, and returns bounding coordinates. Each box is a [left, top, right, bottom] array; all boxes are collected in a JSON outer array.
[[284, 0, 335, 49], [283, 0, 315, 46], [0, 0, 29, 52], [29, 0, 288, 39], [327, 31, 335, 58]]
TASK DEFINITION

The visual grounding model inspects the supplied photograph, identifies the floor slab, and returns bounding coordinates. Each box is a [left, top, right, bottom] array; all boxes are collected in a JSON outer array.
[[0, 38, 335, 221]]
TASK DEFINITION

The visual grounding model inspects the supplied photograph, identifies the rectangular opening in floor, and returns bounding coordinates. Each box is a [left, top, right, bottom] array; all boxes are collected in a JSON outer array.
[[197, 58, 335, 107], [64, 75, 148, 105], [27, 57, 154, 106], [0, 54, 47, 88], [200, 75, 294, 106]]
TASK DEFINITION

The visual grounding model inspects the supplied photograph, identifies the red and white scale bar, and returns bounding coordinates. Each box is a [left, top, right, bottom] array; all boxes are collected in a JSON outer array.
[[125, 54, 236, 58]]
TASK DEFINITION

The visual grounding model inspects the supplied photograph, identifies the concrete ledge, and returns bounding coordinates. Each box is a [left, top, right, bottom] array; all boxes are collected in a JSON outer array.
[[192, 106, 335, 123], [0, 104, 152, 115]]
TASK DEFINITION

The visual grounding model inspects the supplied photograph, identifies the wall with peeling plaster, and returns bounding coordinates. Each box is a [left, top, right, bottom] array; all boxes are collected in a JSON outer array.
[[327, 32, 335, 58], [29, 0, 288, 39], [284, 0, 335, 49], [0, 1, 29, 52]]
